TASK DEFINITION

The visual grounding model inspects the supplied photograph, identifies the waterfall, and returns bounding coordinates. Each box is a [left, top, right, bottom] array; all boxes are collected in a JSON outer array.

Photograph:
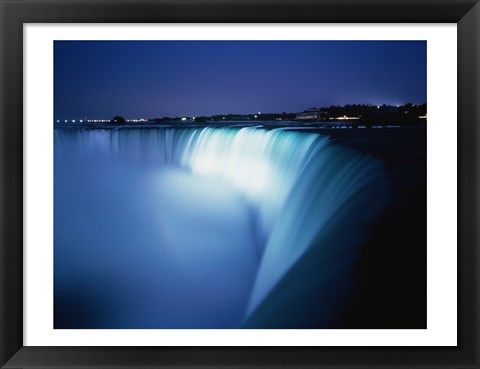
[[54, 126, 388, 328]]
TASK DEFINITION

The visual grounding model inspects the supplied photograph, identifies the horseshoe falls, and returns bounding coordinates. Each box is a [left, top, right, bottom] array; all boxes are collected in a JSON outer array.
[[54, 126, 388, 328]]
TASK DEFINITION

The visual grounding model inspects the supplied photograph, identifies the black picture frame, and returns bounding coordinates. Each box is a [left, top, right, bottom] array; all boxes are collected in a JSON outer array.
[[1, 0, 479, 368]]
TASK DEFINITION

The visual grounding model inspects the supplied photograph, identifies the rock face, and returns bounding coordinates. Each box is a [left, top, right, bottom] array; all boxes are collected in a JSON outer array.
[[111, 116, 126, 124]]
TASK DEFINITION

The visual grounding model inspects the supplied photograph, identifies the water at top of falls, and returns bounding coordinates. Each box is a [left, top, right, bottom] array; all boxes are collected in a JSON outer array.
[[54, 125, 389, 328]]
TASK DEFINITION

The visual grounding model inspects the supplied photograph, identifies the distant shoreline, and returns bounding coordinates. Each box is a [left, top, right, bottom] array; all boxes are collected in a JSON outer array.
[[54, 120, 426, 131]]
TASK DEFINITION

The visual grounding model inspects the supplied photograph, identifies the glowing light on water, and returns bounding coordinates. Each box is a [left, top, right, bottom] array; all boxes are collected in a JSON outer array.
[[180, 128, 328, 237], [182, 128, 322, 200]]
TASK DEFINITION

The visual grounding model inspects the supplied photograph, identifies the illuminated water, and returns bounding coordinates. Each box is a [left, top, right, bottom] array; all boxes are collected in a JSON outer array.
[[54, 125, 388, 328]]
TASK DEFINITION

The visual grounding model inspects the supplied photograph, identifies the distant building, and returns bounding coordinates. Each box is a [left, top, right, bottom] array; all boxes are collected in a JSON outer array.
[[295, 108, 326, 121]]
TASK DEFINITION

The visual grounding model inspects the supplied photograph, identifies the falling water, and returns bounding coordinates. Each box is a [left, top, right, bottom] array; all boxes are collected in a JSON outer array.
[[54, 126, 388, 328]]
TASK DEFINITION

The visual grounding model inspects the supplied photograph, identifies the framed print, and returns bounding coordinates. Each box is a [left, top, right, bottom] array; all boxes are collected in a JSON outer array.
[[1, 0, 479, 368]]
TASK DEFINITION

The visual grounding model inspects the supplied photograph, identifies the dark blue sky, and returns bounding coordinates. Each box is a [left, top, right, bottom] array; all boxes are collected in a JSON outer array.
[[54, 41, 426, 119]]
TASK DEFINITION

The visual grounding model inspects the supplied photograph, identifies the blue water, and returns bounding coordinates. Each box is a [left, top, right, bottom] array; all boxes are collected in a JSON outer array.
[[54, 125, 388, 328]]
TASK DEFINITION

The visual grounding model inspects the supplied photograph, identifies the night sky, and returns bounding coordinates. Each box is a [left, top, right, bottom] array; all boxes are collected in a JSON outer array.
[[54, 41, 426, 120]]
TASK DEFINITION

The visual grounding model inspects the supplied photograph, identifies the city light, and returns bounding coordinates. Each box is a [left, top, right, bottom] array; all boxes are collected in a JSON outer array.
[[331, 116, 360, 120]]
